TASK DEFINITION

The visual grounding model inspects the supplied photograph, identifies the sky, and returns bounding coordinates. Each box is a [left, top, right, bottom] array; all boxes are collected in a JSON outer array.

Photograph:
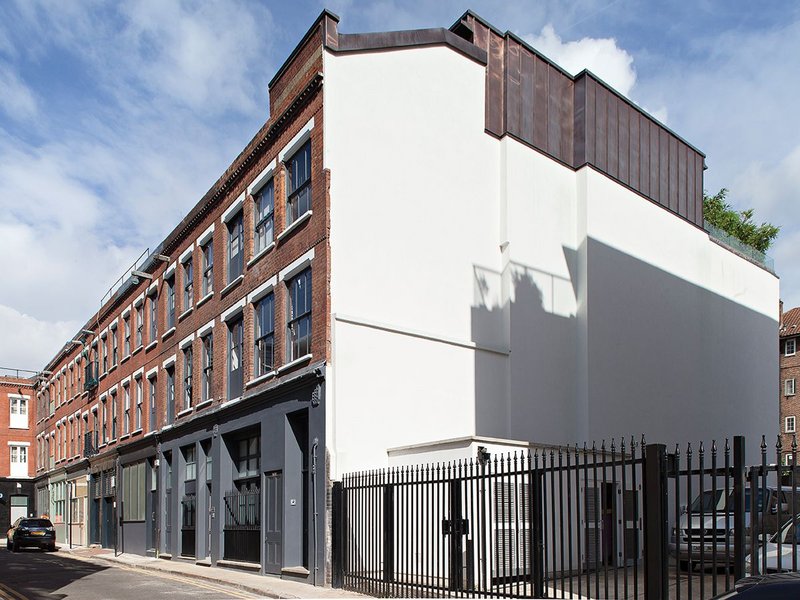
[[0, 0, 798, 370]]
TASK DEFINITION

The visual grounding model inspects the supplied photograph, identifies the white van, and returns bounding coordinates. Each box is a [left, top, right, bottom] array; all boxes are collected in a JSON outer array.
[[669, 486, 799, 567]]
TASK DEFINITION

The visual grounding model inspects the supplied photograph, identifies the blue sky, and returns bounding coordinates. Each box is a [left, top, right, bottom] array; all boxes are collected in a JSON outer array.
[[1, 0, 797, 369]]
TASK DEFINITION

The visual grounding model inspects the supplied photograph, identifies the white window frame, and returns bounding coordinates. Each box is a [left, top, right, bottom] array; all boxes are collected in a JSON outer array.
[[9, 394, 29, 429], [787, 416, 797, 434], [787, 338, 797, 357], [786, 379, 796, 396]]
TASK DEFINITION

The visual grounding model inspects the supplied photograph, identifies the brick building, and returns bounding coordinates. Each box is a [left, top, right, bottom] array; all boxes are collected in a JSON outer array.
[[780, 305, 800, 461], [0, 370, 36, 533], [26, 9, 778, 586]]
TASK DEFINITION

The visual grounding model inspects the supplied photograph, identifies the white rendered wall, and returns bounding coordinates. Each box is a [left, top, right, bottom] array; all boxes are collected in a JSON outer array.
[[324, 43, 779, 476], [324, 46, 504, 477], [579, 167, 779, 458]]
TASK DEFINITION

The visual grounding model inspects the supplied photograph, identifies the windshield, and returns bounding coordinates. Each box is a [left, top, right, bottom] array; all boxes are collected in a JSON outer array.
[[688, 488, 768, 514], [690, 490, 728, 513], [19, 519, 52, 528]]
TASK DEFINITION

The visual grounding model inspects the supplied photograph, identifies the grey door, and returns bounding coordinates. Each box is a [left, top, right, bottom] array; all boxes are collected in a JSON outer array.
[[264, 471, 283, 575]]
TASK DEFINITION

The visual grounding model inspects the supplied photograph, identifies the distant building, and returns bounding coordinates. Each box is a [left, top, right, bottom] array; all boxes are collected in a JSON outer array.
[[0, 370, 36, 533], [24, 9, 778, 586], [780, 304, 800, 462]]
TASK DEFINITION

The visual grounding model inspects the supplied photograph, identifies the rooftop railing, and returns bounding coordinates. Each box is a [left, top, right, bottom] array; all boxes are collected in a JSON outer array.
[[705, 223, 775, 273]]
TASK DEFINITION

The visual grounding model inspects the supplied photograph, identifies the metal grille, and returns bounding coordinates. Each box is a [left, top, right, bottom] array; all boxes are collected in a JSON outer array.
[[223, 484, 260, 563]]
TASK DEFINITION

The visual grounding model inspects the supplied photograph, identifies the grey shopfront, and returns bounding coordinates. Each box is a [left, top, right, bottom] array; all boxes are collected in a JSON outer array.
[[118, 366, 326, 584]]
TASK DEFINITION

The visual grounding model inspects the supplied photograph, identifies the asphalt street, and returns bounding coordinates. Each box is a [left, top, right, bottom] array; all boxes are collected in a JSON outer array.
[[0, 548, 261, 600]]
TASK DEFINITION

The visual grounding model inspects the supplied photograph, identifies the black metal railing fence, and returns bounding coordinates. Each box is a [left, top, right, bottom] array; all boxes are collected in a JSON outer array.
[[334, 434, 800, 600]]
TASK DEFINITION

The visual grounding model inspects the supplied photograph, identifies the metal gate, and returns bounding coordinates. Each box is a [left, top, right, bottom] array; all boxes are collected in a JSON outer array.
[[333, 439, 645, 598], [223, 483, 260, 563], [334, 435, 800, 600]]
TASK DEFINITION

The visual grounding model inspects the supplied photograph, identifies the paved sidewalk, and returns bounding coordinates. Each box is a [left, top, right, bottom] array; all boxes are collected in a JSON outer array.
[[56, 545, 365, 599]]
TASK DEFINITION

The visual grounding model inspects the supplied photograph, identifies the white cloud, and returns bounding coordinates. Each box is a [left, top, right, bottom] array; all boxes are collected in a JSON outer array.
[[0, 1, 277, 368], [524, 24, 636, 96], [0, 304, 79, 370], [0, 63, 37, 121], [631, 19, 800, 306]]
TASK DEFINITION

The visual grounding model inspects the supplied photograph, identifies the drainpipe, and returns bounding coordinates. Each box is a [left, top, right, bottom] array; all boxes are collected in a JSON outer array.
[[311, 437, 319, 586]]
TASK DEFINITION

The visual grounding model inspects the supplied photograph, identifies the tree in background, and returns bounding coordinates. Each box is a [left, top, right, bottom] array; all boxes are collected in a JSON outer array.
[[703, 188, 779, 253]]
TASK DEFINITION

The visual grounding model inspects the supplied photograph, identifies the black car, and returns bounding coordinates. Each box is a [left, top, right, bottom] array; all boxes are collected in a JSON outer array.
[[713, 573, 800, 599], [6, 517, 56, 552]]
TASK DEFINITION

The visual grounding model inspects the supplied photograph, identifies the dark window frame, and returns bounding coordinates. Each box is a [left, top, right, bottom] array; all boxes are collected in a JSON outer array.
[[166, 276, 176, 329], [287, 268, 312, 361], [183, 258, 194, 311], [183, 346, 193, 410], [202, 334, 213, 402], [202, 240, 214, 296], [227, 212, 244, 283], [254, 293, 275, 377], [254, 179, 275, 254], [286, 140, 312, 227]]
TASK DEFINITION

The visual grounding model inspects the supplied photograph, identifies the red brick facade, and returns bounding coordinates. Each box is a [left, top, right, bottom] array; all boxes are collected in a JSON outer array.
[[780, 307, 800, 461], [33, 19, 331, 477], [0, 376, 36, 479]]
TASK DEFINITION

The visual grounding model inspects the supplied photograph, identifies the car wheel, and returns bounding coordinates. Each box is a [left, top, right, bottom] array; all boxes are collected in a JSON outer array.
[[679, 560, 690, 571], [48, 545, 56, 552], [11, 540, 18, 553], [5, 540, 10, 551]]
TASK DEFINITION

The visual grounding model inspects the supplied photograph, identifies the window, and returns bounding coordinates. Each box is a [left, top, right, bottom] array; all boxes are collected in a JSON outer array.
[[124, 316, 131, 357], [787, 379, 796, 396], [286, 140, 311, 226], [102, 399, 108, 443], [202, 334, 213, 402], [787, 339, 797, 357], [287, 268, 312, 360], [184, 445, 196, 481], [135, 304, 144, 348], [228, 316, 244, 400], [9, 396, 28, 429], [202, 240, 213, 296], [787, 416, 797, 434], [135, 377, 142, 430], [111, 325, 118, 366], [183, 346, 193, 410], [122, 462, 146, 521], [101, 334, 108, 373], [786, 453, 795, 466], [236, 435, 259, 480], [148, 376, 157, 431], [254, 179, 274, 254], [111, 392, 118, 439], [166, 368, 175, 424], [92, 411, 98, 450], [166, 276, 176, 329], [183, 257, 193, 310], [227, 211, 244, 283], [149, 291, 159, 342], [123, 384, 131, 434], [10, 444, 28, 477], [255, 293, 274, 377]]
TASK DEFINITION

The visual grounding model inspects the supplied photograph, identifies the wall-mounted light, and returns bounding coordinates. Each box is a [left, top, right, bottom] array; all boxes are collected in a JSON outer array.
[[477, 446, 490, 466]]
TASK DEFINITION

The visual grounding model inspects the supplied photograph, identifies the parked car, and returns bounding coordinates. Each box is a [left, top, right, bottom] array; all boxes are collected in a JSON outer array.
[[711, 573, 800, 599], [669, 486, 800, 568], [745, 515, 800, 574], [6, 517, 56, 552]]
